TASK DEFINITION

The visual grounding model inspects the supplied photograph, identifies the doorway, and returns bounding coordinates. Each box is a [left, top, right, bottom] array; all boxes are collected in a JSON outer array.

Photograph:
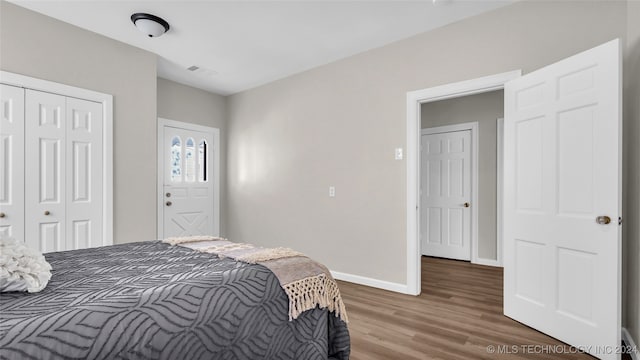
[[420, 90, 505, 265], [405, 71, 520, 295], [157, 118, 220, 239]]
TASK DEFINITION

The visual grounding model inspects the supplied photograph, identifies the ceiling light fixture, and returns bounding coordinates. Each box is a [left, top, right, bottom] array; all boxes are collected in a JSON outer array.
[[131, 13, 170, 38]]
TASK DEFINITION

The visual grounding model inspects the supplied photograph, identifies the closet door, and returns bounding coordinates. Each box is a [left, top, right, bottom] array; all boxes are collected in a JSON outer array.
[[25, 90, 66, 252], [0, 84, 25, 241], [66, 97, 102, 249]]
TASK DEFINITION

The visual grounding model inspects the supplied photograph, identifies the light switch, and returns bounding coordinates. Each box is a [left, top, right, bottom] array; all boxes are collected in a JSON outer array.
[[395, 148, 403, 160], [329, 186, 336, 197]]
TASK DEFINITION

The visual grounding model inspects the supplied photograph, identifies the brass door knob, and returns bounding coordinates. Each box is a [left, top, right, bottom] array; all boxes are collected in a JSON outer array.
[[44, 211, 51, 216], [463, 202, 470, 208], [0, 212, 5, 218], [596, 216, 611, 225], [166, 201, 172, 206]]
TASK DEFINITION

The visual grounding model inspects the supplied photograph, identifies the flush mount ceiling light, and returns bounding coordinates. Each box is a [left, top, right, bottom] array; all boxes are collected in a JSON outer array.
[[131, 13, 170, 38]]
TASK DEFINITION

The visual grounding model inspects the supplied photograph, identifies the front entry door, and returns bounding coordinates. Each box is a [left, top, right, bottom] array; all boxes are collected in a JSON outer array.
[[503, 39, 621, 359], [421, 129, 472, 261], [160, 121, 218, 239]]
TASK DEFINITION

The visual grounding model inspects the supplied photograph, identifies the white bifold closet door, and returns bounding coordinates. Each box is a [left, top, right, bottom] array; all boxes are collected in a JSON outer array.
[[0, 84, 25, 241], [25, 89, 103, 252]]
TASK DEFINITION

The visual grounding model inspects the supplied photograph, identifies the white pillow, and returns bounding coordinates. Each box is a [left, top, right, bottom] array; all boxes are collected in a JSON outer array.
[[0, 238, 52, 293]]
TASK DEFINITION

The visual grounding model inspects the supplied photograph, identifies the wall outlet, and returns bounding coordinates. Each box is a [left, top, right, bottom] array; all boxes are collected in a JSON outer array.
[[329, 186, 336, 197], [395, 148, 403, 160]]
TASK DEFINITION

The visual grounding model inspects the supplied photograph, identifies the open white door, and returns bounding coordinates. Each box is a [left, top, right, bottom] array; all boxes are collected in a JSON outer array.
[[504, 39, 621, 359]]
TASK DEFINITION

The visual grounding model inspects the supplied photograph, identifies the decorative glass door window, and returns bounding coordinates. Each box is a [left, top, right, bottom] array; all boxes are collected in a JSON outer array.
[[185, 138, 195, 182], [169, 135, 208, 183], [199, 140, 207, 182], [171, 136, 181, 182]]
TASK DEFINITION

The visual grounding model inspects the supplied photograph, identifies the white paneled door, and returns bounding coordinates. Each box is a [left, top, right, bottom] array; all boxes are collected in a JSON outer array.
[[0, 84, 25, 241], [66, 97, 103, 250], [25, 89, 103, 252], [25, 90, 66, 252], [504, 39, 621, 359], [161, 123, 217, 239], [421, 130, 472, 261]]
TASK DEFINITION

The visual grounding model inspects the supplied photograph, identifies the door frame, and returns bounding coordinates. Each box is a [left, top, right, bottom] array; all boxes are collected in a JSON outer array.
[[496, 118, 504, 271], [156, 118, 220, 239], [0, 70, 114, 247], [405, 70, 521, 295], [420, 122, 478, 262]]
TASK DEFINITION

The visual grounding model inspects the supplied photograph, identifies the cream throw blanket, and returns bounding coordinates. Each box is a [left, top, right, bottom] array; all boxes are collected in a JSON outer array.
[[164, 236, 348, 323]]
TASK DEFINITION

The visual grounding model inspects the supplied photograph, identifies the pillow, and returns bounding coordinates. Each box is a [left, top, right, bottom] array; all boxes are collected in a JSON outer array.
[[0, 238, 52, 293]]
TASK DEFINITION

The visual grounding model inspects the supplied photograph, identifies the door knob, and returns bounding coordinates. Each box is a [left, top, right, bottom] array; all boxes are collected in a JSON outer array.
[[463, 202, 470, 208], [166, 201, 172, 206], [596, 216, 611, 225], [44, 211, 51, 216], [0, 212, 5, 218]]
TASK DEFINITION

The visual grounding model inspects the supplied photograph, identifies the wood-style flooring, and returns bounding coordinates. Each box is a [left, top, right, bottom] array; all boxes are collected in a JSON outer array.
[[338, 256, 626, 360]]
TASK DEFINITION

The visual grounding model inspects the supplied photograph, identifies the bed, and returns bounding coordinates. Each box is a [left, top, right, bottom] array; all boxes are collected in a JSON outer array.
[[0, 241, 350, 359]]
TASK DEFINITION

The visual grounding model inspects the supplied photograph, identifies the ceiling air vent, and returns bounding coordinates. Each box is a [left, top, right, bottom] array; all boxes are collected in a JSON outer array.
[[186, 65, 217, 77]]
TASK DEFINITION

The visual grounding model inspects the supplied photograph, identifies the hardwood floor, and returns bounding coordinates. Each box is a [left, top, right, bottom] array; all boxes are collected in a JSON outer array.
[[338, 256, 609, 360]]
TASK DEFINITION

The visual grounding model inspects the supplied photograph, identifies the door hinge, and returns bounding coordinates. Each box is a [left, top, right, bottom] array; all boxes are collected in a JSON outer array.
[[618, 217, 623, 226]]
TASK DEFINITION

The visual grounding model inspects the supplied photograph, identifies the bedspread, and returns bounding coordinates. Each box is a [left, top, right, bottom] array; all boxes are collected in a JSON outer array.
[[0, 241, 350, 360]]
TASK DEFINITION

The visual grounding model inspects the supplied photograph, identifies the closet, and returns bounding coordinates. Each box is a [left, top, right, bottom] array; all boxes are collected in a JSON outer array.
[[0, 77, 109, 253]]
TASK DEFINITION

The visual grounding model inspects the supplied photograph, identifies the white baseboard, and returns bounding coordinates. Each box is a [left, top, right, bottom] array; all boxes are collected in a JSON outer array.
[[472, 257, 503, 267], [622, 327, 639, 360], [330, 270, 410, 294]]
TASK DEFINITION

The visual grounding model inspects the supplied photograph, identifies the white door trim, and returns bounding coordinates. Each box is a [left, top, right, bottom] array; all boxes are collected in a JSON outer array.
[[421, 122, 478, 262], [495, 118, 504, 268], [156, 118, 220, 239], [406, 70, 521, 295], [0, 70, 114, 247]]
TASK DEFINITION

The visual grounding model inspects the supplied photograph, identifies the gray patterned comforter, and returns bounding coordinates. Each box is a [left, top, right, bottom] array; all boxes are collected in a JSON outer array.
[[0, 241, 350, 360]]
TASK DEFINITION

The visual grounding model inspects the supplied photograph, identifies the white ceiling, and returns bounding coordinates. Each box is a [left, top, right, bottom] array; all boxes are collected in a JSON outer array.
[[10, 1, 514, 95]]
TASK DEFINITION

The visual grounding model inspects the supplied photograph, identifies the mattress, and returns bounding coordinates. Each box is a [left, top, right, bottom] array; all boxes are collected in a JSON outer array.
[[0, 241, 350, 359]]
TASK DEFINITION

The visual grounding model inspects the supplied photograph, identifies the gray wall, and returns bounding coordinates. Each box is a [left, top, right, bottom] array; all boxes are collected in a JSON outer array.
[[624, 0, 640, 347], [0, 1, 158, 244], [421, 90, 504, 260], [226, 1, 637, 341], [157, 78, 228, 236], [227, 0, 626, 284]]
